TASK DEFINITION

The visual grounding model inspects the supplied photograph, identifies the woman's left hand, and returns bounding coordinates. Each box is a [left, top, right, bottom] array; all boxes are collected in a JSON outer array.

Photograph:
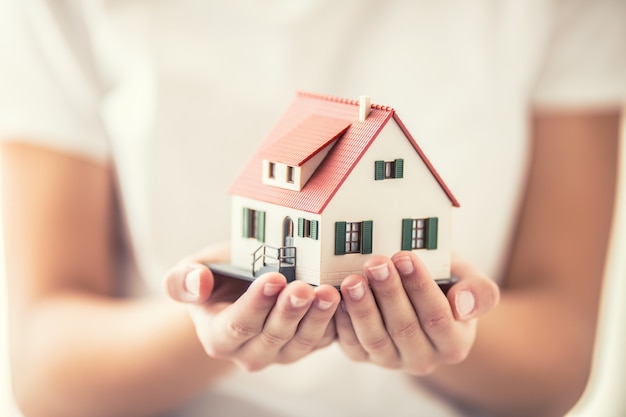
[[334, 251, 500, 375]]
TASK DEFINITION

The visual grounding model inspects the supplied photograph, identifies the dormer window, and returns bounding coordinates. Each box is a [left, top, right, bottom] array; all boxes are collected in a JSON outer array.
[[259, 116, 351, 192], [262, 160, 302, 191]]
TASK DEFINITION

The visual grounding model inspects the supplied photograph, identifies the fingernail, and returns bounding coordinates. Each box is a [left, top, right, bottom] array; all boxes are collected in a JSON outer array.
[[347, 282, 365, 300], [263, 283, 282, 297], [456, 290, 475, 318], [317, 299, 334, 310], [289, 295, 309, 308], [184, 269, 201, 296], [367, 263, 389, 281], [395, 256, 414, 275]]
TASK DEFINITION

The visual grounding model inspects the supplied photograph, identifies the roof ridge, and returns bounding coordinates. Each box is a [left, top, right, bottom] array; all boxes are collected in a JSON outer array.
[[297, 91, 395, 112]]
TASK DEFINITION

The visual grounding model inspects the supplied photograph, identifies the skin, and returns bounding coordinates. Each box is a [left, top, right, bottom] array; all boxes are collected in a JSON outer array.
[[1, 109, 618, 417], [164, 250, 341, 372], [1, 143, 340, 417], [419, 109, 620, 417], [335, 252, 498, 375], [333, 109, 619, 417], [1, 145, 230, 417]]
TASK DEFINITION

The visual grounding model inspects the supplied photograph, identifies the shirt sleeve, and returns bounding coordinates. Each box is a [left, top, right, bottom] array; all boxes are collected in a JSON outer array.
[[0, 0, 109, 161], [531, 0, 626, 109]]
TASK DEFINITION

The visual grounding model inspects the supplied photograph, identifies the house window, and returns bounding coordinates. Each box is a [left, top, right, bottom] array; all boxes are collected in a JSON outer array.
[[268, 162, 275, 179], [375, 159, 404, 180], [401, 217, 438, 250], [242, 208, 266, 242], [334, 220, 373, 255], [411, 219, 426, 249], [384, 161, 394, 179], [297, 218, 319, 240], [287, 166, 294, 183], [345, 222, 361, 253]]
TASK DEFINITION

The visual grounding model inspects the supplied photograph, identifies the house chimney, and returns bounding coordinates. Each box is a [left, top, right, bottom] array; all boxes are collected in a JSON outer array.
[[359, 95, 371, 122]]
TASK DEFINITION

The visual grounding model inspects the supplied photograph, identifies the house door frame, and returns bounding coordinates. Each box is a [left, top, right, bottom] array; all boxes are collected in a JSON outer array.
[[283, 217, 295, 264]]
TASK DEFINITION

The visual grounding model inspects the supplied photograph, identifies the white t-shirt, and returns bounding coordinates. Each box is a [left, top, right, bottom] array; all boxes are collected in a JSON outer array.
[[1, 1, 624, 416]]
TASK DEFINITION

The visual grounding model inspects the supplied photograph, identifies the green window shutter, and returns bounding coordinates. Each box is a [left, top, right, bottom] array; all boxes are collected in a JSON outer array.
[[242, 208, 250, 238], [297, 218, 304, 238], [374, 160, 384, 180], [335, 222, 346, 255], [401, 218, 413, 250], [426, 217, 438, 250], [310, 220, 319, 240], [361, 220, 373, 254], [256, 211, 266, 243], [394, 159, 404, 178]]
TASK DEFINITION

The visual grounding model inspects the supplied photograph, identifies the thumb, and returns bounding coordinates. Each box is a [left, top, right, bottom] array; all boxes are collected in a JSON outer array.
[[447, 277, 500, 321], [164, 263, 215, 303]]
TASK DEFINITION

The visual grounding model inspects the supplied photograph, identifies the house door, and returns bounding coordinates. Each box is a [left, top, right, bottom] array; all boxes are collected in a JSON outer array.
[[283, 217, 295, 264]]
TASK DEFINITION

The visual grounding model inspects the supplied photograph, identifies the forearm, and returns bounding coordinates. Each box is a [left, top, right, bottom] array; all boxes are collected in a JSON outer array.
[[419, 289, 597, 417], [11, 291, 234, 417], [421, 110, 619, 416]]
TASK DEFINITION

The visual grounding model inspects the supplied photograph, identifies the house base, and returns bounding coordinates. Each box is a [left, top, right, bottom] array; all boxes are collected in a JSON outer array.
[[207, 263, 458, 294], [207, 263, 261, 284]]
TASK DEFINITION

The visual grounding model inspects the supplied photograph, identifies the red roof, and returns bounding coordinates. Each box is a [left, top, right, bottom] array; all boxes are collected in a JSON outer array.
[[229, 92, 460, 214], [259, 115, 351, 166]]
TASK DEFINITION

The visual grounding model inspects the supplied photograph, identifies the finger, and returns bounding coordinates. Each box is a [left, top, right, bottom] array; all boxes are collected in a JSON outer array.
[[235, 280, 315, 371], [314, 286, 341, 348], [164, 263, 214, 303], [202, 272, 287, 359], [392, 252, 468, 360], [334, 300, 368, 362], [340, 274, 400, 368], [363, 256, 431, 361], [447, 266, 500, 321], [278, 284, 340, 363], [316, 315, 337, 349]]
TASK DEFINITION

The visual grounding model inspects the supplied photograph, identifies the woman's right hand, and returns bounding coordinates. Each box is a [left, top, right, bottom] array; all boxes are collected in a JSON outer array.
[[164, 243, 340, 371]]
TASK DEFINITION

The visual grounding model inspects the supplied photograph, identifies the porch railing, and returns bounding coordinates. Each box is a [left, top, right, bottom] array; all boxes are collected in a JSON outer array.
[[252, 244, 297, 277]]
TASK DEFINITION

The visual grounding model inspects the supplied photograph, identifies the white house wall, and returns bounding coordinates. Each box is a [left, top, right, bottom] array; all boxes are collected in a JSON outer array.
[[230, 195, 322, 285], [320, 120, 453, 286]]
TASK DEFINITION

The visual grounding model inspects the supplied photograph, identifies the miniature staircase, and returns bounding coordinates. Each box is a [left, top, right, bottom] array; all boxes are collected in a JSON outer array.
[[252, 245, 297, 282]]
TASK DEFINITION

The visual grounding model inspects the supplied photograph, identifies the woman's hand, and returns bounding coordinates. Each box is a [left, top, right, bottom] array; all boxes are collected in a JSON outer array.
[[164, 243, 341, 371], [334, 251, 499, 375]]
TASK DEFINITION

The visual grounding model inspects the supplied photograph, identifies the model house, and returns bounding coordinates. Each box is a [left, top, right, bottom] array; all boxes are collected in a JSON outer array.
[[218, 92, 459, 288]]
